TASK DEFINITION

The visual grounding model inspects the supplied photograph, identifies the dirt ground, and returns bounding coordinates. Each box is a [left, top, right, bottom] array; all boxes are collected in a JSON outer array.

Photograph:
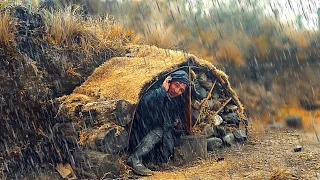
[[12, 122, 320, 180], [141, 126, 320, 180]]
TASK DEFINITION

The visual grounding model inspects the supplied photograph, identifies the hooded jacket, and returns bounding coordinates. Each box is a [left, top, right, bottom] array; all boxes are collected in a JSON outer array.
[[128, 71, 188, 163]]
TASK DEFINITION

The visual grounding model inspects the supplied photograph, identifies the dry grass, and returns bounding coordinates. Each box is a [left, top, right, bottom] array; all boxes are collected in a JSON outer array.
[[273, 106, 320, 132], [72, 45, 186, 104], [43, 6, 136, 56], [64, 45, 245, 125], [287, 31, 313, 50], [216, 41, 245, 66], [144, 24, 182, 49], [0, 10, 14, 47]]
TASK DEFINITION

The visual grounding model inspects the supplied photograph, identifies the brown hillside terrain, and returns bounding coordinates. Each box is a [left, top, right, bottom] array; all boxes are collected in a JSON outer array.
[[1, 2, 320, 179]]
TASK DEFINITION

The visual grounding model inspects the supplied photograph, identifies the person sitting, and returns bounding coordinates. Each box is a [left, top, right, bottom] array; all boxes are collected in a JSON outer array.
[[127, 70, 189, 176]]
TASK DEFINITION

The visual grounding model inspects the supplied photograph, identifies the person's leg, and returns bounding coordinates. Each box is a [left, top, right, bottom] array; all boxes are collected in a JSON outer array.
[[127, 127, 163, 176]]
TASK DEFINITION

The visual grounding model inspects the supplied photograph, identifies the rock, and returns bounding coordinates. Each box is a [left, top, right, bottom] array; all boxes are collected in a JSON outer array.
[[55, 163, 76, 179], [82, 100, 133, 127], [222, 112, 240, 126], [226, 104, 238, 112], [201, 125, 214, 138], [198, 87, 207, 99], [207, 99, 214, 107], [215, 157, 225, 162], [93, 128, 129, 154], [285, 116, 302, 129], [212, 126, 227, 139], [192, 80, 202, 100], [211, 92, 219, 99], [207, 137, 223, 151], [192, 109, 200, 120], [213, 115, 223, 126], [294, 145, 302, 152], [300, 100, 320, 110], [198, 72, 209, 84], [223, 133, 235, 146], [73, 150, 120, 179], [192, 99, 201, 110], [233, 129, 247, 142], [53, 123, 80, 145], [198, 72, 213, 90], [208, 99, 222, 111], [174, 135, 207, 164]]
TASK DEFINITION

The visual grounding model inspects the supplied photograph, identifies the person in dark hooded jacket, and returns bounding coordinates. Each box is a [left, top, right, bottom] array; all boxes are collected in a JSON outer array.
[[127, 70, 189, 176]]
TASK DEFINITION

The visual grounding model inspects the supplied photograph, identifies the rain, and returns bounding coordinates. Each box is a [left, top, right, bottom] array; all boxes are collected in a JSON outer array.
[[0, 0, 320, 179]]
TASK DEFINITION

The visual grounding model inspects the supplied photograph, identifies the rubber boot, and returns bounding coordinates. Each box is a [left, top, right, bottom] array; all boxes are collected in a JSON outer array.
[[127, 128, 163, 176]]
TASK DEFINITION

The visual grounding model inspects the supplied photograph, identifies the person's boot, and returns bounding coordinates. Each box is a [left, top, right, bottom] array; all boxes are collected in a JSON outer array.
[[126, 154, 153, 176], [126, 128, 163, 176]]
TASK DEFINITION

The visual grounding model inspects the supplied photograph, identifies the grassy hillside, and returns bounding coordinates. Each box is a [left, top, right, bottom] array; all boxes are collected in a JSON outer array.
[[0, 3, 135, 178]]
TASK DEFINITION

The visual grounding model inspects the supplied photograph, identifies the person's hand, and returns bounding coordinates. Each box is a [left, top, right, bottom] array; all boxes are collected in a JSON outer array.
[[162, 76, 172, 92], [173, 119, 179, 126]]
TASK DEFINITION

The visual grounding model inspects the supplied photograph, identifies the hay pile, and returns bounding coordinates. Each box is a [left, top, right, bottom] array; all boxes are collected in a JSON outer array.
[[52, 44, 249, 178]]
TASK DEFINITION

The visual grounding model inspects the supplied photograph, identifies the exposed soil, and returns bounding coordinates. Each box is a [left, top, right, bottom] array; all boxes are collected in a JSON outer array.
[[141, 126, 320, 180]]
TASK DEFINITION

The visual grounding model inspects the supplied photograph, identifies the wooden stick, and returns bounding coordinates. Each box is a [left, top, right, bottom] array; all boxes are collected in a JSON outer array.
[[187, 66, 192, 134], [193, 79, 217, 129], [214, 97, 232, 115]]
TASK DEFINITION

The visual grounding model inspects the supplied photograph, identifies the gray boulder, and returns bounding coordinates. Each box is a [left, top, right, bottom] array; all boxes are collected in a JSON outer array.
[[207, 137, 223, 151], [233, 129, 247, 142], [285, 116, 302, 129], [223, 133, 235, 146]]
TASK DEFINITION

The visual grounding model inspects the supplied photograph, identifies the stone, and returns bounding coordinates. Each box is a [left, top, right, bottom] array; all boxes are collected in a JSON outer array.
[[222, 112, 240, 126], [215, 157, 225, 162], [192, 80, 202, 100], [198, 72, 213, 90], [233, 129, 247, 142], [212, 126, 227, 138], [223, 133, 235, 146], [174, 135, 207, 164], [53, 123, 80, 145], [285, 116, 302, 129], [207, 137, 223, 151], [226, 104, 238, 112], [213, 115, 223, 126], [198, 87, 207, 99], [73, 150, 120, 179], [94, 128, 129, 154], [201, 125, 214, 138], [192, 99, 201, 110], [198, 72, 209, 83], [294, 145, 302, 152], [211, 92, 219, 99], [82, 100, 133, 127], [208, 99, 222, 111], [192, 109, 200, 120]]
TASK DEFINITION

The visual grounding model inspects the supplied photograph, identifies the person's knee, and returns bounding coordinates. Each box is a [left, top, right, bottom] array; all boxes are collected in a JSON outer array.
[[153, 127, 164, 139]]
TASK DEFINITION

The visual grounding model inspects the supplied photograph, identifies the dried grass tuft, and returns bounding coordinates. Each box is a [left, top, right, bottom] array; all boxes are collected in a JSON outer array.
[[43, 6, 136, 57], [0, 10, 14, 47]]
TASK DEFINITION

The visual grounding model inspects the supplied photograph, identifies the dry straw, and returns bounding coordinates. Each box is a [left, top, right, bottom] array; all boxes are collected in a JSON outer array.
[[70, 45, 245, 119]]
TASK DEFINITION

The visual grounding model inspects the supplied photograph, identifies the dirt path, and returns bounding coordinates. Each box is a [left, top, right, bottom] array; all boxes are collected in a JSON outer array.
[[142, 128, 320, 180]]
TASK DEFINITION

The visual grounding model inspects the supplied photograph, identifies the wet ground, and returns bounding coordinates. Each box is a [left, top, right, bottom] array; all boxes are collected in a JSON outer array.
[[142, 128, 320, 180], [4, 126, 320, 179]]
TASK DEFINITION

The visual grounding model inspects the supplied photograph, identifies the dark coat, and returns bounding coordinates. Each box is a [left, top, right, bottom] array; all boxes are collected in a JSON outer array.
[[128, 86, 186, 163]]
